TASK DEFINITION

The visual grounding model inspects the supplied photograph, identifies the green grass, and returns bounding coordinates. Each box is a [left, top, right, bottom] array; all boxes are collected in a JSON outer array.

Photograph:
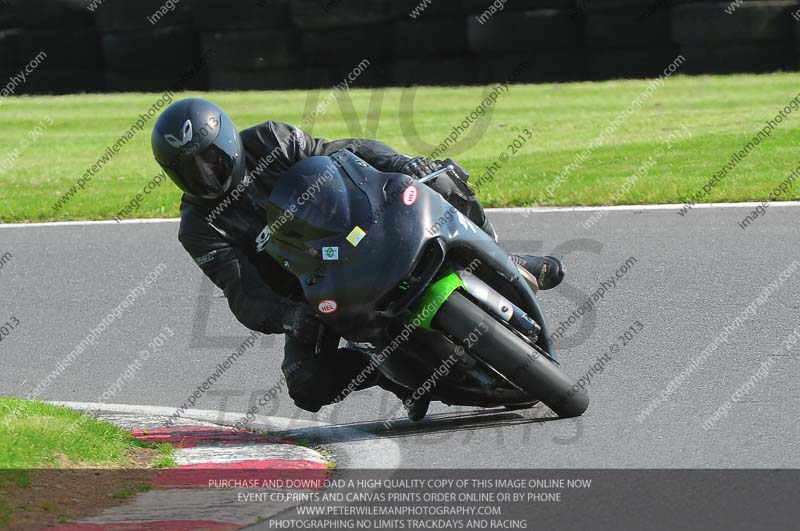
[[0, 499, 9, 528], [151, 444, 178, 469], [0, 398, 164, 469], [111, 484, 153, 500], [2, 72, 800, 222], [0, 399, 175, 530]]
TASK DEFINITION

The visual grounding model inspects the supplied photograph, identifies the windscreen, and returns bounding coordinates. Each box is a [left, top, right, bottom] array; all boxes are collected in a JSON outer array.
[[266, 157, 354, 243]]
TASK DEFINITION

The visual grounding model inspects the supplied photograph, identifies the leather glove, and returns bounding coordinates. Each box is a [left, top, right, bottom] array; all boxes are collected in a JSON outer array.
[[281, 301, 322, 347], [400, 156, 444, 179]]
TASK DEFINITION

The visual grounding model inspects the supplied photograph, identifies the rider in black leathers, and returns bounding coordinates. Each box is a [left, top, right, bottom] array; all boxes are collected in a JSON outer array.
[[152, 98, 564, 421]]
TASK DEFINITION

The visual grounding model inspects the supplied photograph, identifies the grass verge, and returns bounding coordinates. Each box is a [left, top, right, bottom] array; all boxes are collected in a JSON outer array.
[[0, 398, 175, 530], [2, 72, 800, 222], [0, 398, 169, 469]]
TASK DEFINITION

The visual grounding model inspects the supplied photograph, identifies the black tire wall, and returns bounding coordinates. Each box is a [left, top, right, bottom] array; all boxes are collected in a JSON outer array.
[[1, 0, 799, 94]]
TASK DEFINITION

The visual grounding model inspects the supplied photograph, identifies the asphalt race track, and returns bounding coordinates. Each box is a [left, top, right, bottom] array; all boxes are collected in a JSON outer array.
[[1, 205, 798, 468]]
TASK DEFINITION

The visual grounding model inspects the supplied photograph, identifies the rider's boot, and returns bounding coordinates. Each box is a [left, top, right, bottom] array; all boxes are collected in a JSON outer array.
[[402, 395, 430, 422], [480, 218, 565, 291], [377, 375, 431, 422], [510, 255, 565, 291]]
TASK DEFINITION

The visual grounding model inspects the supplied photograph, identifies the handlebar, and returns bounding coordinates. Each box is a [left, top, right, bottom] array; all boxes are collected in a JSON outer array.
[[416, 165, 454, 184]]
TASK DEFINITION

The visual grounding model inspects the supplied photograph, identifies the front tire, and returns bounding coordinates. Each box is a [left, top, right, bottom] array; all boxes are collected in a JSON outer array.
[[433, 291, 589, 418], [504, 401, 539, 411]]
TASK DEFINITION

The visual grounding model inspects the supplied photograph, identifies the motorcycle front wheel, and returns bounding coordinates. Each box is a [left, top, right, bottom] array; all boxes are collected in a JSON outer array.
[[432, 290, 589, 418]]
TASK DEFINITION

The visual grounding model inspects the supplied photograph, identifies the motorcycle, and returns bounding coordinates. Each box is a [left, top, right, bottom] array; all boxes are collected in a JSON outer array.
[[259, 149, 589, 419]]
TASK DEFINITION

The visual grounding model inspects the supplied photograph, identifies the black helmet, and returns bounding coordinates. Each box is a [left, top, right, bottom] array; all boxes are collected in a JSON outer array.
[[151, 98, 245, 199]]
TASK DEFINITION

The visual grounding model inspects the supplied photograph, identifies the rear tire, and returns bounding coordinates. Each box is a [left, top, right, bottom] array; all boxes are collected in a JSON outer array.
[[433, 291, 588, 418]]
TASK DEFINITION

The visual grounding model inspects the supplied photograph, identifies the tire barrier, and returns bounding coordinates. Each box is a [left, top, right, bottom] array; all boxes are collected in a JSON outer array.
[[394, 16, 469, 58], [0, 29, 19, 68], [0, 0, 17, 29], [478, 51, 588, 84], [585, 0, 672, 50], [672, 1, 795, 74], [394, 57, 480, 86], [1, 0, 799, 94], [16, 0, 94, 29], [671, 1, 794, 45], [582, 0, 676, 80], [9, 1, 99, 95], [302, 25, 393, 66], [105, 68, 207, 93], [305, 63, 392, 88], [102, 27, 198, 70], [191, 0, 292, 30], [680, 43, 795, 74], [289, 0, 394, 29], [467, 8, 584, 53], [94, 0, 193, 31], [391, 0, 466, 17], [24, 69, 104, 95], [202, 29, 302, 70], [206, 67, 307, 91], [462, 0, 578, 11], [18, 28, 102, 68], [588, 46, 681, 79]]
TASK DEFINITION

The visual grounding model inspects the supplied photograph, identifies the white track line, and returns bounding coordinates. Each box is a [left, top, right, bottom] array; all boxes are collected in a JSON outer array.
[[3, 201, 799, 229], [52, 401, 401, 470], [0, 218, 179, 228], [488, 201, 800, 213]]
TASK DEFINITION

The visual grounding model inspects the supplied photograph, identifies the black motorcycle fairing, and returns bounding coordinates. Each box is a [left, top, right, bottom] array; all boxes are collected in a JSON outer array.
[[262, 152, 436, 340], [262, 150, 561, 407], [264, 151, 553, 346], [353, 202, 559, 403]]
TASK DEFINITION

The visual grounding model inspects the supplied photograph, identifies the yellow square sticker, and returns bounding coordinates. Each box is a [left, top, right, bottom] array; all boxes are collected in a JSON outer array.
[[346, 226, 367, 247]]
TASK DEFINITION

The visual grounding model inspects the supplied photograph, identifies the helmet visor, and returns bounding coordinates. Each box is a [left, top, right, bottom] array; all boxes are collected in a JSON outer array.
[[165, 142, 237, 199]]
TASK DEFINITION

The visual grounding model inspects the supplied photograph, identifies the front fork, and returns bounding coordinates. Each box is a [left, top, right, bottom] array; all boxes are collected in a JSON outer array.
[[455, 268, 541, 340], [408, 267, 541, 346]]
